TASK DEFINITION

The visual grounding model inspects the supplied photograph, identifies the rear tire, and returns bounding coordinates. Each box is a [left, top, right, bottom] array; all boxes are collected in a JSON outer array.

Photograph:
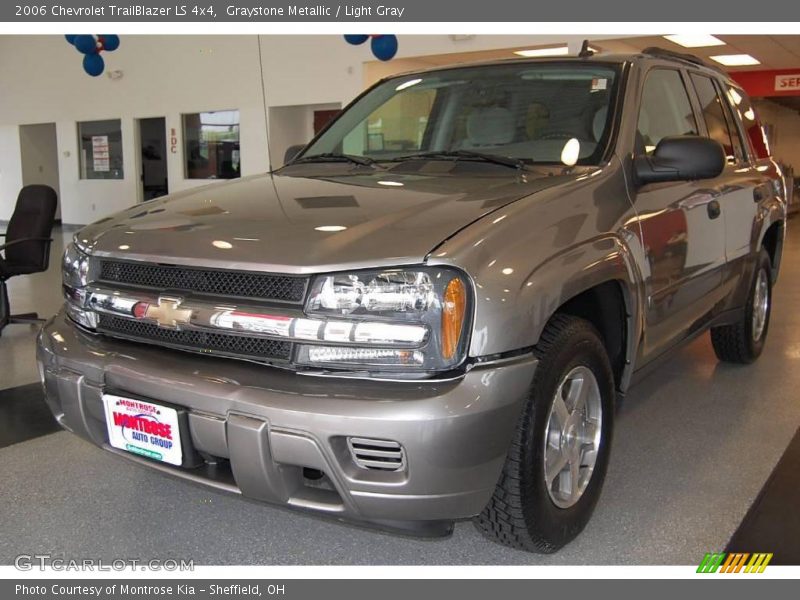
[[474, 314, 615, 553], [711, 248, 772, 364]]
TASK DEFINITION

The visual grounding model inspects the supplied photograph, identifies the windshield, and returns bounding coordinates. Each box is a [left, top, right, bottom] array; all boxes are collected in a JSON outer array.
[[301, 62, 620, 167]]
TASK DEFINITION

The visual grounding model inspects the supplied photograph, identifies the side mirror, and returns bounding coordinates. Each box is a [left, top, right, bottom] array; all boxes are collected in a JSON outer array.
[[634, 135, 725, 185], [283, 144, 307, 165]]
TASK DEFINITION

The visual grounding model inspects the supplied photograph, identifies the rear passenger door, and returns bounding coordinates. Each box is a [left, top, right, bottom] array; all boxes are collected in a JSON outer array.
[[687, 73, 760, 307], [633, 67, 728, 361]]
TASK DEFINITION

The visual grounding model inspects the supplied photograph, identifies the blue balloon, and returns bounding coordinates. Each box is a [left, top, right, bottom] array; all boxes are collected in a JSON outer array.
[[101, 35, 120, 52], [344, 34, 369, 46], [65, 34, 77, 45], [74, 35, 97, 55], [83, 52, 105, 77], [371, 35, 398, 61]]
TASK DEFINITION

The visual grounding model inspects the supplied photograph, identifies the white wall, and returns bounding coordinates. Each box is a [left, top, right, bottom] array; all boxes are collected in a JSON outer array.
[[0, 126, 23, 219], [0, 35, 269, 224], [0, 34, 623, 224]]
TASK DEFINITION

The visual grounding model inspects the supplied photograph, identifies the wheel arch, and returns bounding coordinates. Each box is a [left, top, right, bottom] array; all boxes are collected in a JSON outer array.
[[517, 235, 643, 394], [760, 219, 785, 283]]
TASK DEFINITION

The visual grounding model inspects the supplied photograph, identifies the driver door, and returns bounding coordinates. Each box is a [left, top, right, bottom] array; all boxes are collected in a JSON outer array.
[[633, 67, 728, 361]]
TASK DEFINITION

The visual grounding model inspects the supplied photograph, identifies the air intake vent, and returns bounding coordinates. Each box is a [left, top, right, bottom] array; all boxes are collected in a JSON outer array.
[[347, 437, 405, 472]]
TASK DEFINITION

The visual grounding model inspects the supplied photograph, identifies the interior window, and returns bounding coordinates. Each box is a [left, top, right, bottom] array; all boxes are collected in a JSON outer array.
[[725, 85, 771, 160], [714, 78, 747, 163], [343, 87, 437, 155], [637, 69, 698, 154], [182, 110, 241, 180], [690, 73, 739, 164], [77, 119, 124, 180]]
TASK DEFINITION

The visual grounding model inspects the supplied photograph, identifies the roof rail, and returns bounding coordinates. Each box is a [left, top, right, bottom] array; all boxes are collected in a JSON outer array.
[[640, 46, 726, 74]]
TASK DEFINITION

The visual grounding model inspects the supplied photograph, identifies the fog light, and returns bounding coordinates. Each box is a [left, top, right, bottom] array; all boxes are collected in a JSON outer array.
[[298, 345, 424, 367]]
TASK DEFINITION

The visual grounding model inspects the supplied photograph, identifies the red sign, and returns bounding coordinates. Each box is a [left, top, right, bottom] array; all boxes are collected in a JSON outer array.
[[775, 74, 800, 92], [731, 69, 800, 98]]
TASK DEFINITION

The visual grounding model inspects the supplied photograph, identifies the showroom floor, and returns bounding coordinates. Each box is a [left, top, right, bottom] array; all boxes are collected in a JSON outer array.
[[1, 223, 798, 565]]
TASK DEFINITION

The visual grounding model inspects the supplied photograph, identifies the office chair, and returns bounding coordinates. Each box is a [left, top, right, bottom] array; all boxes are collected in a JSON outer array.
[[0, 185, 58, 336]]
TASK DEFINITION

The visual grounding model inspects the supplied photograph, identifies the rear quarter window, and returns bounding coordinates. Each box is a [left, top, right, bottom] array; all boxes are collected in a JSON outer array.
[[725, 84, 771, 160]]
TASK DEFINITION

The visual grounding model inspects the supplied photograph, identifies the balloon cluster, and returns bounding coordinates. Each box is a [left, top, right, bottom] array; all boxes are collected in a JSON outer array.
[[344, 35, 398, 62], [65, 34, 120, 77]]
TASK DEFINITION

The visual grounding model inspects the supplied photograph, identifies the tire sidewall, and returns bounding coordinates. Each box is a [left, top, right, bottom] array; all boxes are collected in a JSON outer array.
[[522, 325, 615, 545]]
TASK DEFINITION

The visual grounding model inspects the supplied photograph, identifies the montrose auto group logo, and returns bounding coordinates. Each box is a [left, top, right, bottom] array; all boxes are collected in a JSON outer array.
[[112, 399, 174, 451]]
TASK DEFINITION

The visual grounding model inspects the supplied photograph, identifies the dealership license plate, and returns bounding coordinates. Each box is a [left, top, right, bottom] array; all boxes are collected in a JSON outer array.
[[102, 394, 182, 466]]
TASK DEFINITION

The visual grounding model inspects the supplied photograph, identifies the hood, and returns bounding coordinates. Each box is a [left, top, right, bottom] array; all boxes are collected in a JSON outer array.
[[77, 165, 588, 274]]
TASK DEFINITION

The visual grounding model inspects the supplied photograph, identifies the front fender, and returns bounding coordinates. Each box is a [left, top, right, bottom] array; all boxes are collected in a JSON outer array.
[[427, 162, 642, 369]]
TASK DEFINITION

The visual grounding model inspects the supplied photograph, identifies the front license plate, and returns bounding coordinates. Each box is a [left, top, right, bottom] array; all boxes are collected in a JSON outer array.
[[102, 394, 183, 466]]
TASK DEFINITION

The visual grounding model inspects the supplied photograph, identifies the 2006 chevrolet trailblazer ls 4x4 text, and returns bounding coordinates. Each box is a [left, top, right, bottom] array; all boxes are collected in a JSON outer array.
[[39, 48, 786, 552]]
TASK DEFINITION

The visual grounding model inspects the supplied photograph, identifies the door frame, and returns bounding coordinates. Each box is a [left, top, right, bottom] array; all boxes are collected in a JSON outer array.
[[133, 116, 169, 203]]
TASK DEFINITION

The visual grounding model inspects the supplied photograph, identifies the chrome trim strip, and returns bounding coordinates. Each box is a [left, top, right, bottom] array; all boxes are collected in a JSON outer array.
[[82, 285, 429, 348]]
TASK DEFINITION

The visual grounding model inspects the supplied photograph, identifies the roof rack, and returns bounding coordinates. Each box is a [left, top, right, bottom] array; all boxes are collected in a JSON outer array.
[[640, 46, 726, 74]]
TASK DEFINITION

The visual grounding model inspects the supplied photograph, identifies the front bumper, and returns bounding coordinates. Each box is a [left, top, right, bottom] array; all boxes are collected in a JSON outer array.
[[37, 310, 536, 534]]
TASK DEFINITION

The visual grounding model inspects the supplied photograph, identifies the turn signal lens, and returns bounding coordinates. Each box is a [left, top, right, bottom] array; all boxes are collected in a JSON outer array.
[[441, 278, 466, 361]]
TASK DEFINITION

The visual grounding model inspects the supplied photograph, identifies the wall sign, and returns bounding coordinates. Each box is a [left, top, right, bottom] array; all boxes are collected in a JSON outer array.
[[775, 74, 800, 92], [170, 128, 178, 154]]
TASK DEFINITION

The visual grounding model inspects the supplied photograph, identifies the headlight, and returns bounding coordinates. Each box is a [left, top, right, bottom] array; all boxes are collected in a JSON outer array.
[[62, 242, 96, 329], [298, 267, 470, 372], [62, 242, 90, 289]]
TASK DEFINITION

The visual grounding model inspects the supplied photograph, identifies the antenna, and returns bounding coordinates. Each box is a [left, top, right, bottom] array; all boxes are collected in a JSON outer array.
[[578, 39, 594, 58], [257, 35, 273, 172]]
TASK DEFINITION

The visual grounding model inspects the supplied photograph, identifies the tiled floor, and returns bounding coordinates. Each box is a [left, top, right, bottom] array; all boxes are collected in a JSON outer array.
[[0, 222, 798, 564]]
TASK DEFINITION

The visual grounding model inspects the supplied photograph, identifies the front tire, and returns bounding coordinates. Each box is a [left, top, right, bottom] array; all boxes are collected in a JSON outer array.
[[711, 248, 772, 364], [474, 314, 615, 553]]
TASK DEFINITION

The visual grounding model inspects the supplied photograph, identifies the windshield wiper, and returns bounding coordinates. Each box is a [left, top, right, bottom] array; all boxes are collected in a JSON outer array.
[[291, 152, 379, 167], [390, 150, 526, 170]]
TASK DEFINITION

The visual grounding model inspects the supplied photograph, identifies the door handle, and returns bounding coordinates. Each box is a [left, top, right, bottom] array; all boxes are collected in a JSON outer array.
[[707, 199, 721, 219]]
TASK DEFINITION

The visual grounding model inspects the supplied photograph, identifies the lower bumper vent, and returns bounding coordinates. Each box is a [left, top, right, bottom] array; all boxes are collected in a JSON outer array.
[[347, 437, 405, 472]]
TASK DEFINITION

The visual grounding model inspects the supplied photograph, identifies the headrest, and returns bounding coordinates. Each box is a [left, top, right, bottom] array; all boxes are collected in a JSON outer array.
[[465, 107, 515, 146], [593, 106, 608, 142]]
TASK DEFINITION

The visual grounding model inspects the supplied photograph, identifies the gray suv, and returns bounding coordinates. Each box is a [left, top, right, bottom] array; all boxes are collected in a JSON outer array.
[[39, 48, 786, 552]]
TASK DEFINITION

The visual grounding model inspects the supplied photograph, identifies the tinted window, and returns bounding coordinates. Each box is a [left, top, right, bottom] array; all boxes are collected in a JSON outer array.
[[690, 73, 741, 163], [725, 85, 770, 160], [637, 69, 698, 154]]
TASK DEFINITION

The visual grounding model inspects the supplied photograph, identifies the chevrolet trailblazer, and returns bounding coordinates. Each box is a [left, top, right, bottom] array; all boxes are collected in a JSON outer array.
[[38, 47, 786, 552]]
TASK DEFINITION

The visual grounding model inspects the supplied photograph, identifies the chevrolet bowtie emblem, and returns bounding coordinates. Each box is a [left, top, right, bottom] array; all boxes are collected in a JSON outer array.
[[133, 297, 193, 328]]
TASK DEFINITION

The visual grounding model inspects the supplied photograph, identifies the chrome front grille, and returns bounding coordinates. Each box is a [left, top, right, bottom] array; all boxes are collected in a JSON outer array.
[[347, 438, 406, 471], [98, 259, 308, 303], [96, 314, 293, 363]]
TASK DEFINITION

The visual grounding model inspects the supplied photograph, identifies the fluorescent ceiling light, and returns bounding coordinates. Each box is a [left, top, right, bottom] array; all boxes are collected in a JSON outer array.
[[663, 34, 725, 48], [710, 54, 760, 66], [514, 45, 598, 58], [514, 46, 569, 58], [314, 225, 347, 232]]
